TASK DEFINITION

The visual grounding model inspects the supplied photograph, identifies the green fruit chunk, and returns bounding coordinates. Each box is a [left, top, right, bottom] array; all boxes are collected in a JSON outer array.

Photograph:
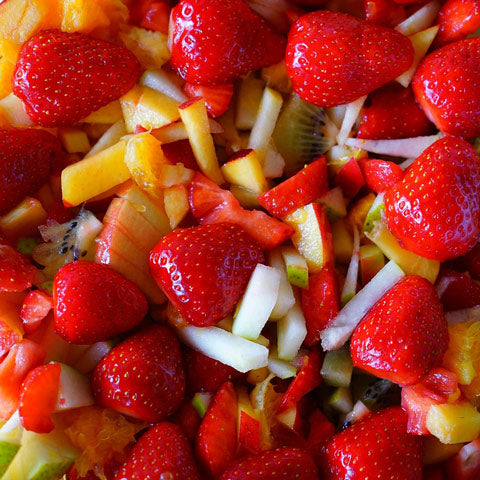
[[328, 387, 353, 414], [321, 347, 354, 388]]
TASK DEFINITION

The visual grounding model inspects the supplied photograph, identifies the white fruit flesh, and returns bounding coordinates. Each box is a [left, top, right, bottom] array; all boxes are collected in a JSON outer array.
[[268, 249, 296, 320], [54, 363, 94, 412], [0, 412, 22, 477], [277, 303, 307, 361]]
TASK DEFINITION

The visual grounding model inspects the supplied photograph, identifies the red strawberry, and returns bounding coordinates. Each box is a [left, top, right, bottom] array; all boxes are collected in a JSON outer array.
[[150, 223, 264, 327], [321, 407, 422, 479], [364, 0, 406, 28], [171, 400, 202, 440], [458, 243, 480, 280], [0, 128, 65, 214], [257, 157, 328, 218], [357, 83, 435, 140], [301, 263, 339, 346], [0, 242, 36, 292], [285, 11, 414, 107], [384, 137, 480, 261], [130, 0, 171, 34], [445, 439, 480, 480], [92, 324, 186, 423], [170, 0, 286, 85], [20, 289, 53, 334], [183, 83, 234, 118], [161, 140, 198, 170], [361, 159, 404, 193], [333, 158, 365, 199], [53, 261, 148, 344], [413, 38, 480, 138], [115, 422, 201, 480], [13, 30, 141, 127], [437, 270, 480, 311], [196, 381, 238, 478], [306, 409, 335, 466], [350, 275, 448, 386], [435, 0, 480, 47], [219, 447, 319, 480]]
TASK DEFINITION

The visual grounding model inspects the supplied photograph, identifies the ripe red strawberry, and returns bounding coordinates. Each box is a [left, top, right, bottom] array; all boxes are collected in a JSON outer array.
[[0, 241, 36, 292], [171, 400, 202, 440], [384, 137, 480, 261], [257, 157, 328, 218], [364, 0, 406, 28], [196, 381, 238, 478], [53, 261, 148, 344], [219, 447, 319, 480], [413, 38, 480, 138], [20, 289, 53, 334], [150, 223, 264, 327], [116, 422, 201, 480], [333, 158, 365, 199], [285, 11, 414, 107], [321, 407, 422, 479], [357, 84, 434, 139], [0, 128, 65, 214], [170, 0, 286, 85], [92, 324, 186, 423], [361, 159, 404, 193], [13, 30, 141, 127], [183, 83, 234, 118], [437, 270, 480, 311], [458, 243, 480, 280], [130, 0, 171, 34], [435, 0, 480, 47], [350, 275, 448, 386]]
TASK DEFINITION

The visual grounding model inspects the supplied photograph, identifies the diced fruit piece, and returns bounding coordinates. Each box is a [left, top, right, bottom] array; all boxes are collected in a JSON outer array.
[[268, 354, 297, 379], [58, 128, 90, 154], [221, 149, 267, 195], [0, 242, 36, 293], [261, 60, 292, 94], [140, 69, 187, 103], [0, 197, 47, 240], [55, 363, 94, 412], [0, 411, 23, 477], [437, 270, 480, 311], [321, 347, 353, 388], [235, 75, 265, 130], [0, 39, 20, 99], [20, 290, 52, 334], [163, 185, 189, 229], [336, 95, 367, 146], [334, 157, 365, 199], [341, 226, 360, 305], [347, 193, 376, 233], [445, 439, 480, 480], [73, 340, 116, 375], [237, 386, 261, 455], [82, 100, 123, 124], [268, 249, 296, 319], [361, 159, 404, 193], [184, 82, 233, 118], [282, 247, 309, 289], [331, 219, 354, 264], [360, 244, 385, 285], [318, 187, 347, 222], [364, 0, 406, 27], [328, 386, 353, 414], [395, 0, 442, 35], [351, 376, 401, 412], [342, 400, 371, 428], [435, 0, 480, 47], [277, 302, 307, 361]]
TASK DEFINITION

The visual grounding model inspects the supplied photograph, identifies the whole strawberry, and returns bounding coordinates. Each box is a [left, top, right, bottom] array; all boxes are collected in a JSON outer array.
[[92, 324, 186, 423], [384, 136, 480, 261], [53, 261, 148, 344], [13, 30, 141, 127], [170, 0, 286, 85], [350, 276, 448, 386], [0, 128, 65, 214], [286, 11, 414, 107], [149, 223, 264, 326], [115, 422, 201, 480]]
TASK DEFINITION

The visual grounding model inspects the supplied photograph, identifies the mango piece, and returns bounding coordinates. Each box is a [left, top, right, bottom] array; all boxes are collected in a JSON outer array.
[[82, 100, 123, 124], [163, 185, 189, 229], [0, 39, 21, 99], [221, 149, 267, 194], [58, 127, 90, 154], [0, 197, 47, 240]]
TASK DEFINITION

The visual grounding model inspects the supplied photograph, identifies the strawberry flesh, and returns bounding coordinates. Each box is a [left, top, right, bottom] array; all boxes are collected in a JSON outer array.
[[0, 242, 36, 293], [361, 159, 404, 193]]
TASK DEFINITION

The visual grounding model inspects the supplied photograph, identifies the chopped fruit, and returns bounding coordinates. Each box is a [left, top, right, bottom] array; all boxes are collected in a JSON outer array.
[[282, 247, 309, 289], [350, 275, 448, 386], [331, 219, 354, 264], [318, 187, 347, 222], [129, 0, 171, 34], [0, 295, 24, 358], [261, 60, 292, 94], [82, 100, 123, 124], [268, 249, 296, 319], [437, 270, 480, 311], [360, 244, 385, 285], [237, 386, 261, 455], [321, 347, 353, 388], [20, 290, 53, 334], [163, 184, 190, 229], [364, 0, 406, 27], [333, 157, 365, 199], [183, 83, 234, 118], [235, 75, 266, 130], [150, 223, 263, 327], [445, 439, 480, 480], [0, 411, 23, 477], [0, 197, 47, 240], [277, 302, 307, 361], [385, 137, 480, 262], [170, 0, 285, 85], [396, 1, 442, 36], [0, 39, 21, 99], [222, 149, 268, 195], [435, 0, 480, 47], [92, 324, 185, 422], [0, 242, 36, 293], [361, 159, 404, 193], [58, 128, 90, 155]]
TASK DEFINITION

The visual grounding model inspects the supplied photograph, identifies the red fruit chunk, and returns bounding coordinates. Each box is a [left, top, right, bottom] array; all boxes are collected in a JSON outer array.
[[285, 11, 414, 107], [459, 243, 480, 280], [171, 401, 202, 440], [20, 289, 53, 334], [150, 223, 263, 326], [161, 140, 198, 170], [364, 0, 406, 27], [13, 30, 141, 127], [306, 409, 335, 466], [413, 38, 480, 138], [0, 242, 36, 292], [92, 324, 186, 423], [435, 0, 480, 47], [0, 295, 23, 358], [19, 363, 61, 433], [257, 157, 328, 218], [333, 157, 365, 199], [385, 137, 480, 261], [53, 261, 148, 344], [0, 128, 65, 215], [183, 83, 234, 118], [196, 381, 237, 478], [116, 422, 201, 480], [445, 439, 480, 480], [437, 270, 480, 311], [219, 447, 318, 480], [132, 0, 171, 34], [351, 276, 448, 386], [46, 200, 75, 224], [357, 84, 434, 140], [361, 159, 404, 193], [321, 407, 422, 479], [423, 465, 445, 480], [170, 0, 285, 85]]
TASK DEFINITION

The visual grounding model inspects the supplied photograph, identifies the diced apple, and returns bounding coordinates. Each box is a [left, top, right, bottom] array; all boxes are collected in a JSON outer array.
[[73, 340, 116, 374], [0, 93, 32, 126], [221, 149, 268, 194], [363, 192, 385, 233], [0, 411, 22, 477], [423, 435, 463, 466], [267, 249, 296, 320], [318, 187, 347, 222], [277, 302, 307, 361], [163, 185, 189, 229], [152, 118, 224, 143], [321, 347, 353, 387], [268, 351, 297, 379], [360, 244, 385, 285], [263, 146, 286, 179], [120, 85, 142, 133], [395, 0, 441, 36], [0, 197, 47, 240], [331, 219, 354, 265], [58, 127, 90, 154], [85, 120, 127, 158], [235, 76, 265, 130], [336, 95, 367, 146], [82, 100, 123, 124], [328, 387, 353, 414], [348, 193, 376, 233], [54, 363, 94, 412], [326, 104, 347, 129], [281, 246, 309, 289], [140, 69, 188, 103]]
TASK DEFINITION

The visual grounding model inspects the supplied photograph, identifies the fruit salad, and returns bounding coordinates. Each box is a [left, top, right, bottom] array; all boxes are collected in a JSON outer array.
[[1, 0, 480, 478]]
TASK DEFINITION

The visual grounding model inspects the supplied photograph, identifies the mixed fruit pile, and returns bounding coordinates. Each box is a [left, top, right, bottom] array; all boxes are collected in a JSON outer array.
[[1, 0, 480, 478]]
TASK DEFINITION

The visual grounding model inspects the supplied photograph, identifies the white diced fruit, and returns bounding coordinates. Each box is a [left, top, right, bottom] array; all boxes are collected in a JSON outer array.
[[277, 303, 307, 361], [268, 249, 296, 319], [54, 363, 94, 412], [232, 264, 281, 340]]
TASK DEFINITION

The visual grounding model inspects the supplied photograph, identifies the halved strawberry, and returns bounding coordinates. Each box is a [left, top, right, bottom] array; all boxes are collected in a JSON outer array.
[[161, 139, 198, 170], [183, 83, 234, 118], [435, 0, 480, 47], [361, 159, 404, 193], [20, 290, 53, 334], [364, 0, 406, 27], [437, 270, 480, 311], [333, 158, 365, 199], [0, 242, 36, 293]]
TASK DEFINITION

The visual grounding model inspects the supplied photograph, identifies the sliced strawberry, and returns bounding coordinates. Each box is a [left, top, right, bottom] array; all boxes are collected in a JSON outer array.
[[435, 0, 480, 47], [116, 422, 201, 480], [385, 137, 480, 261], [351, 275, 448, 386], [0, 294, 23, 358], [196, 381, 238, 478], [132, 0, 171, 34], [170, 0, 286, 85], [162, 139, 198, 170], [257, 157, 328, 218], [13, 30, 141, 127], [361, 159, 404, 193], [20, 289, 53, 334], [53, 261, 148, 344], [445, 439, 480, 480], [364, 0, 406, 27], [92, 324, 185, 423], [0, 242, 36, 293], [306, 409, 335, 467], [171, 400, 202, 440], [437, 270, 480, 311], [183, 83, 234, 118], [333, 157, 365, 199]]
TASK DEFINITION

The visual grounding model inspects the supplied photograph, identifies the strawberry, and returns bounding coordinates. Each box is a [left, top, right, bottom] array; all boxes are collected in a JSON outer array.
[[257, 157, 328, 218], [188, 173, 294, 250], [457, 243, 480, 280], [53, 261, 148, 344], [301, 263, 339, 346], [384, 137, 480, 261], [357, 83, 435, 140], [219, 447, 319, 480], [364, 0, 406, 28], [333, 157, 365, 199], [306, 409, 335, 466], [170, 0, 286, 85], [20, 289, 53, 334], [130, 0, 171, 34], [437, 270, 480, 311], [285, 11, 414, 107], [0, 241, 36, 292], [116, 422, 201, 480], [183, 83, 234, 118], [361, 159, 404, 193], [92, 324, 186, 423], [161, 140, 198, 170], [413, 38, 480, 138], [435, 0, 480, 47], [350, 275, 448, 386], [150, 223, 263, 327], [13, 30, 141, 127], [196, 381, 238, 478], [445, 439, 480, 480], [0, 128, 65, 215], [321, 407, 422, 479], [171, 400, 202, 440]]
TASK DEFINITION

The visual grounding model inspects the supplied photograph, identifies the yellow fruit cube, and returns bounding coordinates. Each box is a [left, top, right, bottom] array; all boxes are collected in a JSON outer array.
[[0, 93, 32, 127], [221, 149, 267, 195], [0, 197, 47, 240], [120, 85, 142, 133], [82, 100, 123, 124], [0, 39, 21, 99], [230, 185, 261, 209], [164, 185, 189, 229], [58, 127, 91, 153]]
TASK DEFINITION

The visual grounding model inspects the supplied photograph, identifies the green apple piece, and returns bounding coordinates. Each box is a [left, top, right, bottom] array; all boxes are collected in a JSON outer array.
[[395, 0, 441, 36], [328, 387, 353, 414], [277, 303, 307, 361], [267, 249, 295, 320], [232, 264, 281, 340], [321, 261, 405, 351], [363, 193, 385, 234], [317, 187, 347, 222], [73, 340, 116, 374], [343, 401, 371, 428], [341, 227, 360, 306], [0, 412, 23, 477], [281, 247, 309, 289], [331, 219, 354, 265], [321, 347, 353, 388], [360, 244, 385, 285], [192, 392, 213, 418], [178, 326, 269, 373], [53, 363, 94, 412]]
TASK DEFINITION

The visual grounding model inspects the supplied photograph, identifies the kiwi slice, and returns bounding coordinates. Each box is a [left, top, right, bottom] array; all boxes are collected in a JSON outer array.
[[351, 375, 401, 411], [272, 94, 338, 175]]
